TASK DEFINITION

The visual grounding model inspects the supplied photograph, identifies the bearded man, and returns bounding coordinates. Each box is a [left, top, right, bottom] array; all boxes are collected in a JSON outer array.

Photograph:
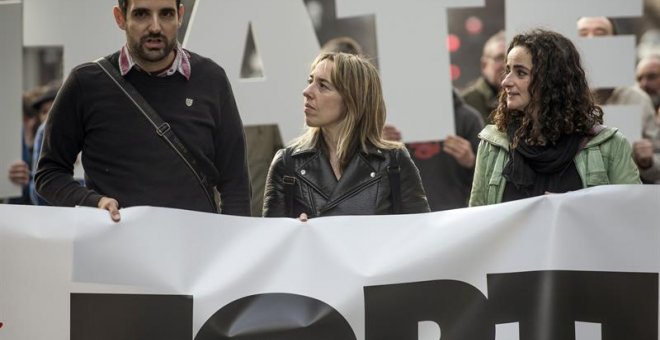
[[36, 0, 252, 221]]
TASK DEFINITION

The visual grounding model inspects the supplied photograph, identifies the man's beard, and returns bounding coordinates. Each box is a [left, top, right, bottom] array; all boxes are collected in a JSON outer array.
[[131, 33, 177, 63]]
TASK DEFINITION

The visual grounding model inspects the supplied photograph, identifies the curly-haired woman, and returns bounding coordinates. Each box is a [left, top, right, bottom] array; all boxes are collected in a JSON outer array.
[[469, 29, 640, 206]]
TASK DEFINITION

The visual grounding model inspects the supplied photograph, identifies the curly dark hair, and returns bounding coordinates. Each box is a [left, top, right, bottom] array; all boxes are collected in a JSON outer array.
[[492, 29, 603, 147], [118, 0, 182, 16]]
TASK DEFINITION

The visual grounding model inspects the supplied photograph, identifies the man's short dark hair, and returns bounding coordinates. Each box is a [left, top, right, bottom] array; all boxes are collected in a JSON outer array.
[[118, 0, 182, 15]]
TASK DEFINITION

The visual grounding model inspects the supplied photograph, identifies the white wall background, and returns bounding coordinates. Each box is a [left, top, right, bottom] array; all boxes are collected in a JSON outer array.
[[0, 1, 23, 198]]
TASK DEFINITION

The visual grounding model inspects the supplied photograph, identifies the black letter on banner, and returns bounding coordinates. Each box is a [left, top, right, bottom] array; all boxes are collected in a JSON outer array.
[[364, 280, 494, 340], [487, 271, 658, 340], [70, 293, 193, 340], [195, 293, 356, 340]]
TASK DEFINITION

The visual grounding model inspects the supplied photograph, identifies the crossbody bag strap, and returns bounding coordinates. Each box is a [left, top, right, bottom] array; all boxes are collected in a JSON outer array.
[[95, 57, 218, 213], [387, 148, 402, 214]]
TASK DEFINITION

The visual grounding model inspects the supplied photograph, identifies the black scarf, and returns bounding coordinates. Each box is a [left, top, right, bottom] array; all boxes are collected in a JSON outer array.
[[502, 123, 583, 198]]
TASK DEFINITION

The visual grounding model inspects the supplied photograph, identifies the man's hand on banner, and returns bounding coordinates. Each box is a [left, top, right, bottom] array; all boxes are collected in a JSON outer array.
[[98, 196, 121, 222]]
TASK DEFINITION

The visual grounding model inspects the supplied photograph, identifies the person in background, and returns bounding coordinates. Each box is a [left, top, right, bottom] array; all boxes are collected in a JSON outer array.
[[321, 36, 364, 56], [470, 29, 640, 206], [637, 28, 660, 61], [4, 87, 44, 205], [262, 52, 429, 219], [633, 54, 660, 183], [461, 31, 506, 123], [36, 0, 251, 221], [577, 16, 659, 183], [29, 83, 60, 205], [636, 54, 660, 111]]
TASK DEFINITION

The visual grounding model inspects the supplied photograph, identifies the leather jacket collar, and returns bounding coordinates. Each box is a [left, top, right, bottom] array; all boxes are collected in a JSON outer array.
[[289, 144, 387, 210], [290, 143, 388, 158]]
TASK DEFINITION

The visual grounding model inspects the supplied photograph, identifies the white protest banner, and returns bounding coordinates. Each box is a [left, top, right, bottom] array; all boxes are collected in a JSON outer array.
[[1, 185, 658, 339]]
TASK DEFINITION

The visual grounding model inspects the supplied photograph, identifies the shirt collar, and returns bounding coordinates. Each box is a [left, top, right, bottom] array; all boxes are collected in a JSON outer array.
[[118, 42, 191, 80]]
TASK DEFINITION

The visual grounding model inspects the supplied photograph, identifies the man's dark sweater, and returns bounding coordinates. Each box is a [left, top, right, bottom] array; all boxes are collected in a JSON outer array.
[[35, 51, 251, 215]]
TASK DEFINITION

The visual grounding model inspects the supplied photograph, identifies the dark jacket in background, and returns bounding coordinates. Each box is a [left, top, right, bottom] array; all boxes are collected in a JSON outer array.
[[461, 76, 498, 124]]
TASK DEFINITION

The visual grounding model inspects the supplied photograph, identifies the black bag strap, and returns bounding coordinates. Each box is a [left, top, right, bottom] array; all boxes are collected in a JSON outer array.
[[95, 57, 218, 213], [282, 148, 296, 218], [387, 148, 402, 214]]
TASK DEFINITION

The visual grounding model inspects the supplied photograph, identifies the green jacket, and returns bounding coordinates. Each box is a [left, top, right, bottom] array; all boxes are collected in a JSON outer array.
[[469, 125, 641, 206]]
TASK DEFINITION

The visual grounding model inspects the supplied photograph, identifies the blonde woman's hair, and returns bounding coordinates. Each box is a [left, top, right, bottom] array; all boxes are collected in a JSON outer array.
[[292, 52, 401, 170]]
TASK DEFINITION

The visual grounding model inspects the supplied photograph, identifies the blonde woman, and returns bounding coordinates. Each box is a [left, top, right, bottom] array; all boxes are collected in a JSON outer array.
[[262, 52, 429, 219]]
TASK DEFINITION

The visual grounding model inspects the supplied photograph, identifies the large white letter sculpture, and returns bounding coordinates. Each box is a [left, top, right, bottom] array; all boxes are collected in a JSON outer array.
[[335, 0, 484, 142], [506, 0, 644, 141], [23, 0, 123, 76], [184, 0, 321, 143], [0, 1, 23, 198]]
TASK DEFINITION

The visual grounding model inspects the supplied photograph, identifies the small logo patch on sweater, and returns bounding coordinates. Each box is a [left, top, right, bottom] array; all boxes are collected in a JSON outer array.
[[185, 98, 194, 107]]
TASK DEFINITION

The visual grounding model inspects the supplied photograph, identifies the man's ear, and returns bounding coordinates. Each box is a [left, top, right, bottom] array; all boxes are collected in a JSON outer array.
[[177, 4, 185, 27], [113, 6, 127, 30]]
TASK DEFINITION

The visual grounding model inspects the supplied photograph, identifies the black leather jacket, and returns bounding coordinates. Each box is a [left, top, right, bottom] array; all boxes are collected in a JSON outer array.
[[262, 145, 430, 217]]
